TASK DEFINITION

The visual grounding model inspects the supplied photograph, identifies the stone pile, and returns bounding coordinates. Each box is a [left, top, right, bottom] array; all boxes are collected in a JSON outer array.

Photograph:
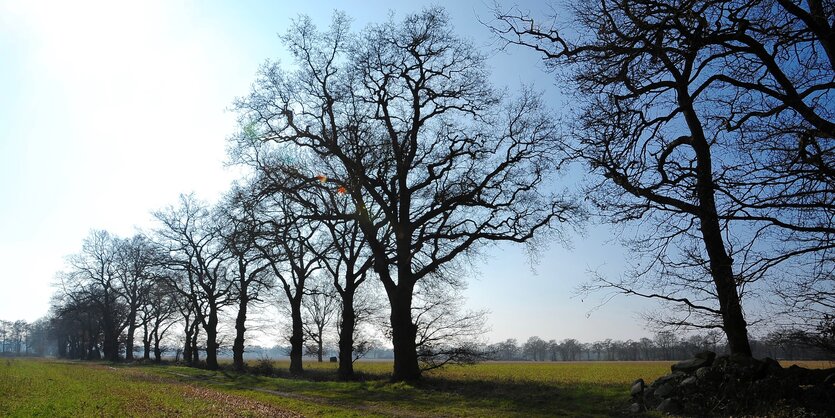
[[629, 351, 835, 416]]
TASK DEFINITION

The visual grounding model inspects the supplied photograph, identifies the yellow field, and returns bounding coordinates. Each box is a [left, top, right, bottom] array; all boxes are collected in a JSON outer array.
[[270, 359, 833, 384]]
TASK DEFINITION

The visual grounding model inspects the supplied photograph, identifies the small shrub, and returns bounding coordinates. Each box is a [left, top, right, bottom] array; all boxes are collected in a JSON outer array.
[[251, 359, 277, 377]]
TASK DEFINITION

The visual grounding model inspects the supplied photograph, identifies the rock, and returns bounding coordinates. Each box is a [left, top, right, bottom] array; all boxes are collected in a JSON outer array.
[[762, 357, 782, 373], [694, 351, 716, 362], [678, 376, 698, 395], [729, 353, 762, 368], [751, 357, 782, 379], [641, 356, 835, 416], [670, 351, 715, 374], [788, 364, 802, 372], [656, 398, 681, 414], [630, 378, 645, 397], [720, 354, 766, 380], [655, 371, 685, 384], [629, 402, 642, 413], [643, 385, 656, 401], [655, 382, 676, 398], [671, 355, 713, 374]]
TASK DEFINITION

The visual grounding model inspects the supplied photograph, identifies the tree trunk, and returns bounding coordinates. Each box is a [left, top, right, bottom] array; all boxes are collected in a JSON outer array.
[[696, 194, 752, 355], [125, 313, 136, 361], [389, 285, 420, 381], [289, 301, 304, 375], [708, 251, 752, 356], [317, 329, 324, 362], [102, 317, 120, 362], [337, 292, 356, 380], [153, 330, 162, 363], [57, 336, 67, 358], [680, 91, 753, 357], [142, 321, 151, 360], [182, 339, 191, 365], [204, 308, 219, 370], [696, 182, 751, 355], [233, 293, 249, 371], [190, 321, 200, 365], [183, 318, 193, 365]]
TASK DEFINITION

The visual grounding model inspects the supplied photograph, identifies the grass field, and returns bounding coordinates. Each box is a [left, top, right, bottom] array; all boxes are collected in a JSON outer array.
[[0, 358, 299, 417], [1, 358, 830, 417]]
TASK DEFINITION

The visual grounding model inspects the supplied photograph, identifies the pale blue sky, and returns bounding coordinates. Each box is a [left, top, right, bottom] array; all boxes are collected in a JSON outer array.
[[0, 0, 657, 343]]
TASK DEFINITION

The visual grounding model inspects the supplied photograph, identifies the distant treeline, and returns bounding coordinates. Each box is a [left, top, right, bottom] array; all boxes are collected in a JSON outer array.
[[487, 331, 835, 362], [0, 319, 50, 357], [4, 315, 831, 362]]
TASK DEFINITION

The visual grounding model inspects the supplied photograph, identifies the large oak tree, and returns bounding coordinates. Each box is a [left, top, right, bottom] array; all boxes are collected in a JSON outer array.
[[492, 0, 835, 356], [234, 8, 579, 380]]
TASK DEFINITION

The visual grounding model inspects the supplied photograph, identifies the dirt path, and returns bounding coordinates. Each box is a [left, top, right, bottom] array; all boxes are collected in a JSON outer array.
[[159, 370, 424, 418], [117, 367, 305, 418]]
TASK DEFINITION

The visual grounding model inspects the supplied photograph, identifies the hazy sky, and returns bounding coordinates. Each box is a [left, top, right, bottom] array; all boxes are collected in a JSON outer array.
[[0, 0, 659, 343]]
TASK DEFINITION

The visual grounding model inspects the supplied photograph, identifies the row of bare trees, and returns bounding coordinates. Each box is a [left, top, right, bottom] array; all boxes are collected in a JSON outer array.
[[221, 7, 580, 381], [0, 320, 29, 354], [47, 183, 491, 379], [42, 8, 575, 381], [40, 1, 835, 381], [51, 232, 176, 363], [0, 319, 51, 356]]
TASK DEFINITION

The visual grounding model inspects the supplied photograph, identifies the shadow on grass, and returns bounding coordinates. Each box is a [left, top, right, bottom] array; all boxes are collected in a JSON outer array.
[[163, 366, 634, 417]]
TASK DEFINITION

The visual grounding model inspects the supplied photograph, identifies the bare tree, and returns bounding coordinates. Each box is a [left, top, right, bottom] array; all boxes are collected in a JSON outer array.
[[143, 277, 178, 362], [523, 336, 549, 361], [162, 268, 203, 365], [492, 0, 835, 359], [219, 187, 273, 371], [686, 0, 835, 339], [0, 320, 9, 353], [51, 284, 107, 360], [25, 318, 50, 356], [113, 234, 158, 361], [62, 230, 127, 362], [559, 338, 582, 361], [301, 276, 339, 362], [10, 320, 28, 354], [308, 192, 380, 379], [488, 338, 520, 360], [154, 194, 234, 370], [487, 1, 751, 356], [655, 331, 678, 360], [409, 279, 489, 370], [253, 194, 324, 375], [233, 7, 579, 381]]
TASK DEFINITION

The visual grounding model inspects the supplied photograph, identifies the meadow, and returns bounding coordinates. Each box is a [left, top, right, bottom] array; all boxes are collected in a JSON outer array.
[[1, 358, 830, 417]]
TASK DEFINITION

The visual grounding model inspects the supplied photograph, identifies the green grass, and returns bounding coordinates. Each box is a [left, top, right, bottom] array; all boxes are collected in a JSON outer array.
[[0, 358, 672, 417], [0, 358, 298, 417], [10, 358, 826, 417], [137, 360, 675, 417]]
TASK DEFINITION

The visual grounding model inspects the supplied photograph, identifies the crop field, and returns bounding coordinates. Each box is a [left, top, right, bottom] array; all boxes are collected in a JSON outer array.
[[1, 358, 830, 417]]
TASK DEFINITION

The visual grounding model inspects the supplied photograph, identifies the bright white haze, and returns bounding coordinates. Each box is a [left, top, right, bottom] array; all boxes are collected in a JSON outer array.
[[0, 0, 657, 344]]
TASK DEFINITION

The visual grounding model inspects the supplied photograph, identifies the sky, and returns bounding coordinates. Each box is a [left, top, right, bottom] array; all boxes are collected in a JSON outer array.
[[0, 0, 660, 343]]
